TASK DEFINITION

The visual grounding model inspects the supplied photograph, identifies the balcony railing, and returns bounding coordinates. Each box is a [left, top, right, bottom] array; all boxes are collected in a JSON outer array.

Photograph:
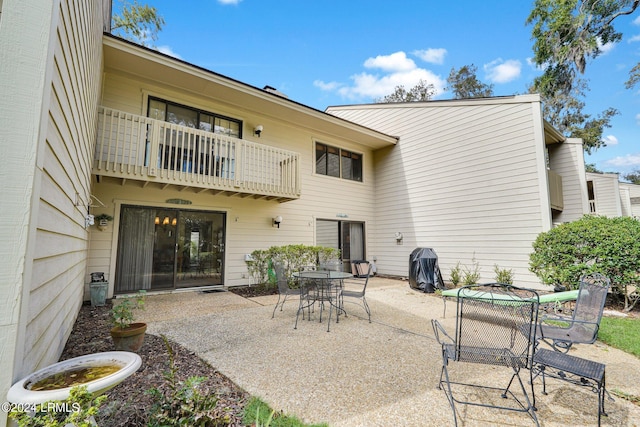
[[93, 106, 300, 201], [548, 169, 564, 211]]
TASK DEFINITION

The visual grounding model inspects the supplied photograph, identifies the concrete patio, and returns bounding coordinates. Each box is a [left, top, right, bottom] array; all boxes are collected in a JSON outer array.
[[140, 277, 640, 426]]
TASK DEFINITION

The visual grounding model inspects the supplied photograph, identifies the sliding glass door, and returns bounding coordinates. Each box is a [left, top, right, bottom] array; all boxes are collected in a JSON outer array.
[[316, 219, 365, 270], [115, 205, 225, 293]]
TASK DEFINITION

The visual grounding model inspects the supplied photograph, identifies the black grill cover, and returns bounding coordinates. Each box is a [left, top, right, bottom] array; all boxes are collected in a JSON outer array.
[[409, 247, 444, 293]]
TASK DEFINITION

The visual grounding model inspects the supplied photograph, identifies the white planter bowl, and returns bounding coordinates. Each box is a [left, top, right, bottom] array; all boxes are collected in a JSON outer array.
[[7, 351, 142, 404]]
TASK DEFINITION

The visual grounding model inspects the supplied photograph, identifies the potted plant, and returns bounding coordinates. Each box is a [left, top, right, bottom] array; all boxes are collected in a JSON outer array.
[[110, 290, 147, 352], [94, 213, 113, 231]]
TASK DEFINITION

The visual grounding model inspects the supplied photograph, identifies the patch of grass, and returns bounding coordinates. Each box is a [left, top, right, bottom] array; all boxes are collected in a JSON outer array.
[[611, 388, 640, 406], [598, 316, 640, 357], [243, 397, 328, 427]]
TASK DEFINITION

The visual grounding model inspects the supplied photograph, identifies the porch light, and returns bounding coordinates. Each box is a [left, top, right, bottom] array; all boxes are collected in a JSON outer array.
[[254, 125, 263, 137], [171, 217, 177, 226], [163, 217, 170, 225], [155, 216, 160, 225], [273, 215, 282, 228]]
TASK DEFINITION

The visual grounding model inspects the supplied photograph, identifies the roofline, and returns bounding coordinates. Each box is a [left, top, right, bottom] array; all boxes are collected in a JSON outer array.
[[102, 34, 398, 145], [326, 94, 542, 111]]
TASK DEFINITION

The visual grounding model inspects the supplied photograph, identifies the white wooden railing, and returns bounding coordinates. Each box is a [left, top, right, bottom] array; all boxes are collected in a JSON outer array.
[[93, 107, 300, 200]]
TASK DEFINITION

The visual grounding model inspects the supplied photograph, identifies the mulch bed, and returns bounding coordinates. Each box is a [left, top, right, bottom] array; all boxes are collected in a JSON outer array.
[[60, 302, 250, 427]]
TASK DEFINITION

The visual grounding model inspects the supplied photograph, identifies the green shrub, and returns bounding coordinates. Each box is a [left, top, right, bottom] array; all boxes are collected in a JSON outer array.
[[10, 385, 107, 427], [529, 215, 640, 311], [449, 262, 461, 286], [147, 335, 232, 426], [493, 264, 514, 284], [245, 245, 340, 286], [461, 257, 481, 286]]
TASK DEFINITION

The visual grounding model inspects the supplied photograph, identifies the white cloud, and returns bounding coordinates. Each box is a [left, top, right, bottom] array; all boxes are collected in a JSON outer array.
[[313, 80, 341, 91], [484, 59, 522, 83], [602, 135, 619, 146], [636, 113, 640, 125], [156, 46, 182, 59], [218, 0, 241, 4], [363, 51, 416, 72], [597, 38, 616, 54], [336, 68, 446, 100], [604, 153, 640, 168], [413, 48, 447, 65], [628, 34, 640, 43], [316, 51, 448, 101], [634, 15, 640, 25]]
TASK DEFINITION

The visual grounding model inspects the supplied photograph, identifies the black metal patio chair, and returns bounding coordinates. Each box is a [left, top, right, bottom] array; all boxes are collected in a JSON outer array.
[[431, 283, 540, 426], [537, 273, 610, 352], [340, 263, 372, 322], [272, 263, 306, 318]]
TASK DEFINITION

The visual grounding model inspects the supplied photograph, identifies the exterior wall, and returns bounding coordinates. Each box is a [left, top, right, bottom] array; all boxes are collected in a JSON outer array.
[[619, 182, 640, 218], [327, 96, 552, 288], [587, 172, 623, 217], [89, 69, 380, 293], [0, 0, 103, 411], [548, 138, 589, 224]]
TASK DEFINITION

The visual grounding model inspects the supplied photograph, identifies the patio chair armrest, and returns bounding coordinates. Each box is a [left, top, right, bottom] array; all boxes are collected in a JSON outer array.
[[431, 319, 454, 346]]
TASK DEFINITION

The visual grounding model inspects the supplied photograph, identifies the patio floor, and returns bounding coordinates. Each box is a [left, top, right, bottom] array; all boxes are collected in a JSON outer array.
[[140, 277, 640, 426]]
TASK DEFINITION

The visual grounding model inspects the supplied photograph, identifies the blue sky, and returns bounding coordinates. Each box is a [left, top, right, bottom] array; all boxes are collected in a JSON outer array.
[[140, 0, 640, 176]]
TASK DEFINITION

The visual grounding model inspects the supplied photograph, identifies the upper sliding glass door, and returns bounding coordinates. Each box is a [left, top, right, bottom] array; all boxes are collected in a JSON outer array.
[[115, 205, 225, 294]]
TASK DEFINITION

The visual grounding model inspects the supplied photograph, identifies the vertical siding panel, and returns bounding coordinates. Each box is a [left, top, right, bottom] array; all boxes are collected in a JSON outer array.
[[22, 0, 104, 373]]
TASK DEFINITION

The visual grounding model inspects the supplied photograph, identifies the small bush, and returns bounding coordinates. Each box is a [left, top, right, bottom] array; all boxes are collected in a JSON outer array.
[[462, 257, 481, 286], [147, 335, 233, 426], [529, 215, 640, 311], [245, 245, 340, 286], [449, 262, 461, 286], [493, 264, 514, 284]]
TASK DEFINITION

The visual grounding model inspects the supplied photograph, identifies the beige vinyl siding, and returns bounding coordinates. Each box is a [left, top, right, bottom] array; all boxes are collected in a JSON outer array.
[[587, 172, 622, 217], [328, 97, 550, 288], [0, 0, 103, 395], [90, 71, 378, 290], [619, 182, 640, 218], [548, 138, 588, 223]]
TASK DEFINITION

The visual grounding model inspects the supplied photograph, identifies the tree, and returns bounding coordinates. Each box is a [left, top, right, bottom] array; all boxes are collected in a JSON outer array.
[[111, 0, 165, 47], [528, 0, 638, 81], [584, 163, 602, 173], [377, 79, 436, 103], [623, 169, 640, 184], [446, 64, 494, 99], [526, 1, 637, 153], [529, 215, 640, 311]]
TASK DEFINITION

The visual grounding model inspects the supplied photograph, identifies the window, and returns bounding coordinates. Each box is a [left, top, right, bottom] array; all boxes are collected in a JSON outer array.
[[315, 142, 362, 182], [148, 97, 242, 138], [147, 97, 241, 177]]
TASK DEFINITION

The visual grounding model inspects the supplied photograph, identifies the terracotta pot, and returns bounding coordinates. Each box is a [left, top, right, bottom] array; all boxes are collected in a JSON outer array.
[[110, 322, 147, 352]]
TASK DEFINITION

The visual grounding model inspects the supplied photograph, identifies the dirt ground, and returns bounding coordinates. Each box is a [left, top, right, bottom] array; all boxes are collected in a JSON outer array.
[[60, 302, 250, 426]]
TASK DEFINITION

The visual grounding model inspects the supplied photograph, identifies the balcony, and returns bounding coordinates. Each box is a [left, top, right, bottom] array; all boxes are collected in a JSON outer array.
[[93, 107, 301, 202], [548, 169, 564, 211]]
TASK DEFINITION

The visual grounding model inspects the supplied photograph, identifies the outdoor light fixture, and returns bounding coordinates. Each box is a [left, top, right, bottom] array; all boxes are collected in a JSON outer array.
[[163, 217, 170, 226], [254, 125, 264, 137], [171, 217, 177, 226], [273, 215, 283, 228], [154, 216, 160, 225]]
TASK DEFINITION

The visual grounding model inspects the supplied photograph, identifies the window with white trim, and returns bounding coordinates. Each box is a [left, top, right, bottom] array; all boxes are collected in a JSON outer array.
[[315, 142, 362, 182]]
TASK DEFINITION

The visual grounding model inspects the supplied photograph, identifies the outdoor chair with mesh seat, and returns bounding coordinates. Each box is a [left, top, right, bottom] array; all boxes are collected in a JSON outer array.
[[340, 263, 372, 323], [537, 273, 611, 352], [431, 283, 540, 427], [272, 263, 306, 318]]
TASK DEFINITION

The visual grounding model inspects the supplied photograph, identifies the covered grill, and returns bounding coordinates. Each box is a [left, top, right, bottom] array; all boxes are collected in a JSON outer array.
[[409, 247, 444, 293]]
